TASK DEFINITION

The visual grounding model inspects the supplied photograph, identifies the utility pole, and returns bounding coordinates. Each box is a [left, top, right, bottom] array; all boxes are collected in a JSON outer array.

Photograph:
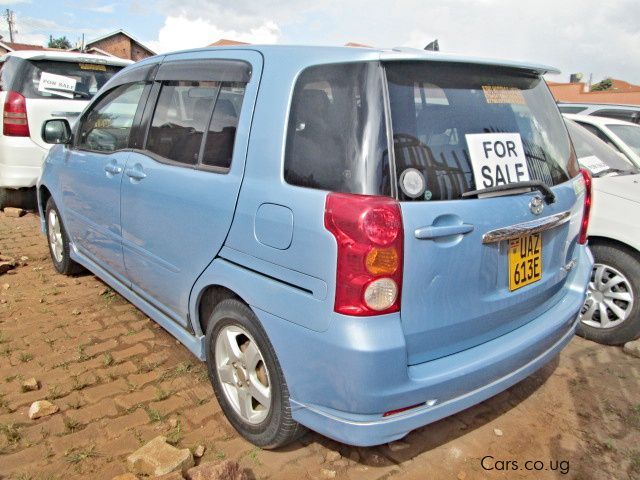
[[4, 9, 16, 42]]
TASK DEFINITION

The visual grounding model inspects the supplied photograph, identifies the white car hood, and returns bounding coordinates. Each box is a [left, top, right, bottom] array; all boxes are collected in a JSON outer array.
[[593, 173, 640, 204]]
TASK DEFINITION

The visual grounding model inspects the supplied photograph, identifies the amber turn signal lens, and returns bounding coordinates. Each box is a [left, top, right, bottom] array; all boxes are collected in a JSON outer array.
[[365, 248, 399, 275]]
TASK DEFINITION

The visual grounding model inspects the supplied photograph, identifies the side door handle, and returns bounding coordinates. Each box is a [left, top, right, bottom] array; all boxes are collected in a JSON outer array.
[[104, 163, 123, 175], [415, 223, 474, 239], [125, 166, 147, 180]]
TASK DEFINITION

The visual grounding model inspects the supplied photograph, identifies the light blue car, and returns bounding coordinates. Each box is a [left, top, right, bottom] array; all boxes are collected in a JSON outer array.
[[37, 45, 593, 448]]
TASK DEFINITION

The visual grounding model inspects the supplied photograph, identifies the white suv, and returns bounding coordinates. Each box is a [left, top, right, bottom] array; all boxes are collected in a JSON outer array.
[[0, 50, 131, 208]]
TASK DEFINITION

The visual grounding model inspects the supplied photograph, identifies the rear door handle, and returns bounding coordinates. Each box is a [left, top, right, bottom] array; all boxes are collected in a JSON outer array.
[[104, 163, 122, 175], [415, 223, 474, 239], [125, 167, 147, 180]]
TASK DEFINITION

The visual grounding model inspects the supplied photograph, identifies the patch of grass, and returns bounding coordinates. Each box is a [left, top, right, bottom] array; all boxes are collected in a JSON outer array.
[[0, 393, 12, 412], [18, 352, 33, 363], [77, 345, 90, 362], [63, 417, 82, 434], [155, 388, 170, 402], [165, 421, 182, 446], [125, 329, 137, 336], [138, 358, 167, 374], [103, 353, 114, 367], [0, 423, 21, 444], [0, 331, 8, 344], [145, 407, 164, 423], [67, 399, 82, 410], [71, 376, 91, 392], [631, 450, 640, 474], [46, 385, 65, 401], [215, 450, 226, 460], [64, 444, 98, 464], [247, 446, 262, 466], [0, 345, 14, 357], [5, 374, 18, 383], [43, 337, 55, 349], [158, 361, 194, 382], [604, 439, 614, 450], [13, 474, 33, 480]]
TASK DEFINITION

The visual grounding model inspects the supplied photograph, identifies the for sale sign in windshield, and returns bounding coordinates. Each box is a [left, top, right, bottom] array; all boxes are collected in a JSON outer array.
[[465, 133, 531, 197]]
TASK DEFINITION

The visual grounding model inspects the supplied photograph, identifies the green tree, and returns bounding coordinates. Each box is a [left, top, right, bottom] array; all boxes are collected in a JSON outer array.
[[591, 78, 613, 92], [48, 35, 72, 50]]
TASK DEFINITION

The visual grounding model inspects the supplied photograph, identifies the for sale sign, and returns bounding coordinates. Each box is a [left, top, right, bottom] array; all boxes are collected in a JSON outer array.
[[465, 133, 531, 197], [38, 72, 77, 99]]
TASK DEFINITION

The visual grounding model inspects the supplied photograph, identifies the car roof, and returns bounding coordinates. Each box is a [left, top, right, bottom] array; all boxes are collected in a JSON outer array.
[[157, 44, 560, 75], [563, 113, 640, 127], [558, 102, 640, 110], [0, 49, 132, 66]]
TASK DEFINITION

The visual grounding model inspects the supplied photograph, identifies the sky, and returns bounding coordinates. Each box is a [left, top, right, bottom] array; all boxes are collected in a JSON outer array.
[[0, 0, 638, 84]]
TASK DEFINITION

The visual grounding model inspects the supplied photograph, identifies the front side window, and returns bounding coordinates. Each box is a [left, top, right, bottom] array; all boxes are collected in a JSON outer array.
[[284, 62, 390, 195], [576, 122, 619, 149], [77, 82, 145, 152], [386, 62, 577, 201]]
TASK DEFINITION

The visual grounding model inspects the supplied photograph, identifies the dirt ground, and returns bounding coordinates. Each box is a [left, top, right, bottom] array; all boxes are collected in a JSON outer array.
[[0, 210, 639, 480]]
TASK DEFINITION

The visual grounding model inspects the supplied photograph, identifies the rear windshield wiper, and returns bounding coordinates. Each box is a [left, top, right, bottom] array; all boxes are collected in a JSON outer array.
[[462, 180, 556, 204], [44, 87, 91, 99]]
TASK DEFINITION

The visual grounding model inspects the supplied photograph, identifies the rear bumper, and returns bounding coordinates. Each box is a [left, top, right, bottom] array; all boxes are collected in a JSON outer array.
[[0, 136, 47, 188], [254, 245, 592, 446]]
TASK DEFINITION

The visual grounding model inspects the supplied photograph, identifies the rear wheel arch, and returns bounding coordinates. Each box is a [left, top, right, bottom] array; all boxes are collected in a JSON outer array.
[[588, 236, 640, 262], [196, 284, 246, 336]]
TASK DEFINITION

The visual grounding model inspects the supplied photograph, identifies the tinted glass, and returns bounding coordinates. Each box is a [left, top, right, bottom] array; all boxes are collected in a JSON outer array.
[[607, 124, 640, 156], [285, 62, 390, 195], [565, 119, 636, 176], [77, 82, 145, 152], [593, 109, 640, 124], [21, 60, 122, 100], [558, 106, 587, 114], [386, 62, 577, 201], [146, 81, 218, 165], [201, 84, 245, 170]]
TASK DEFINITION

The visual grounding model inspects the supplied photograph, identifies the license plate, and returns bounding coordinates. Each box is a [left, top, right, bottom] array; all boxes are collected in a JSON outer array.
[[508, 233, 542, 291]]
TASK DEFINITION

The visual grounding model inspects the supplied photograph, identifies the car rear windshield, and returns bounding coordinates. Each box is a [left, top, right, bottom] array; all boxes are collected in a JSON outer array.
[[20, 60, 123, 100], [386, 62, 578, 201], [565, 119, 637, 176], [607, 124, 640, 156]]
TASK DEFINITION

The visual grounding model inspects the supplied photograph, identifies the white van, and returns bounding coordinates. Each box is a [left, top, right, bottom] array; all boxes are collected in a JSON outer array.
[[0, 50, 131, 207]]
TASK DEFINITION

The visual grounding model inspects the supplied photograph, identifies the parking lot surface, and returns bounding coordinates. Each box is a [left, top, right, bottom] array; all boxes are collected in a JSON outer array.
[[0, 212, 639, 480]]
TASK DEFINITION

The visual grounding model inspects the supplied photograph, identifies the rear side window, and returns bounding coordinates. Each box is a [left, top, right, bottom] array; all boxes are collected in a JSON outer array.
[[146, 81, 245, 169], [284, 62, 391, 196], [607, 124, 640, 156], [386, 62, 577, 201], [20, 60, 123, 100], [558, 106, 587, 114], [592, 109, 640, 124], [77, 82, 145, 152]]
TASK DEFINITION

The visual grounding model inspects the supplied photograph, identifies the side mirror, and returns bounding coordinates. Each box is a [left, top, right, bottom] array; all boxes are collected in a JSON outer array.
[[42, 119, 72, 145]]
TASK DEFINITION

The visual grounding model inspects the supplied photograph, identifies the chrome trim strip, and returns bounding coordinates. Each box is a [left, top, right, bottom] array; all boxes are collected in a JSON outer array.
[[482, 211, 571, 244]]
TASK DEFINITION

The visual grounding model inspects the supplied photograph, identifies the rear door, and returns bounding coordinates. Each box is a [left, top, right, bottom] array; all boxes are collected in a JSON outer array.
[[385, 62, 584, 365], [19, 59, 125, 149], [119, 51, 260, 327]]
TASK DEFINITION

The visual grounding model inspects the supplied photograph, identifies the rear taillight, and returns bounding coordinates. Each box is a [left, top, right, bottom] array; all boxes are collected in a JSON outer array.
[[578, 168, 592, 245], [3, 91, 30, 137], [324, 193, 403, 316]]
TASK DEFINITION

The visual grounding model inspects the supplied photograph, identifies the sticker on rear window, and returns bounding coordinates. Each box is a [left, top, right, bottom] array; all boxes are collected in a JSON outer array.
[[579, 155, 609, 175], [38, 72, 76, 98], [482, 86, 525, 105], [79, 63, 106, 71], [465, 133, 531, 196]]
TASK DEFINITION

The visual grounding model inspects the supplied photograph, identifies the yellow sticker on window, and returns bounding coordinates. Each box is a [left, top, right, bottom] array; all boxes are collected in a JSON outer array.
[[79, 63, 106, 71], [482, 86, 526, 105]]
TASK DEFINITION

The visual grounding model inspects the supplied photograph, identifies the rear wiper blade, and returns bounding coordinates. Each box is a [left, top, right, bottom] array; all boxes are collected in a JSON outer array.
[[462, 180, 556, 204], [44, 87, 90, 99]]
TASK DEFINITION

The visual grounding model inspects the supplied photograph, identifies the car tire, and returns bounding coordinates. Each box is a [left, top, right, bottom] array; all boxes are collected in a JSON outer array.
[[577, 243, 640, 345], [0, 187, 37, 210], [205, 299, 306, 448], [45, 198, 82, 276]]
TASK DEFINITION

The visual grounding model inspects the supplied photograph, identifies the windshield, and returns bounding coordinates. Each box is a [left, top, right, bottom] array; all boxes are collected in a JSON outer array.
[[607, 124, 640, 156], [21, 60, 123, 100], [385, 62, 578, 201], [565, 119, 637, 176]]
